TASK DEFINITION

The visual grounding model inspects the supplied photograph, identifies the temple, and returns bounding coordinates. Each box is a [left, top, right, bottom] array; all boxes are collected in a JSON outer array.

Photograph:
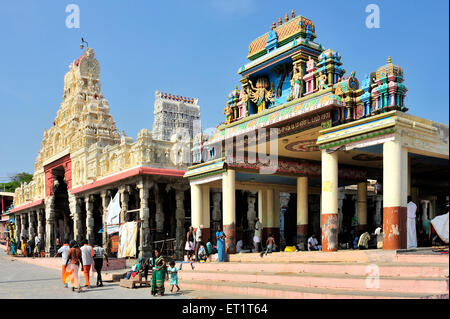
[[9, 47, 198, 258], [185, 10, 449, 252]]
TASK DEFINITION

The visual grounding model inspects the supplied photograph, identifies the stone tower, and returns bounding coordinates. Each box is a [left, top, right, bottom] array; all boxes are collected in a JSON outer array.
[[152, 91, 201, 141]]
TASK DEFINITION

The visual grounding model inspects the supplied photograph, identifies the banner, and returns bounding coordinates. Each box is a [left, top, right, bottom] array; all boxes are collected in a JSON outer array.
[[105, 191, 121, 234], [118, 221, 138, 258]]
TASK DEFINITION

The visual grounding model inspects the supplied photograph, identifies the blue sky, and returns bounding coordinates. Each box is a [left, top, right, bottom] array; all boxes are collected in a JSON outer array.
[[0, 0, 448, 179]]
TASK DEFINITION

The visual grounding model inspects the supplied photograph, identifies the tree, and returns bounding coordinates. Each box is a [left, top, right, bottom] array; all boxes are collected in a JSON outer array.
[[0, 172, 33, 193]]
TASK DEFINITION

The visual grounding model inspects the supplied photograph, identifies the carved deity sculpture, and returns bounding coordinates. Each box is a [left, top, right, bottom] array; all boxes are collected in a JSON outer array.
[[248, 77, 274, 113], [318, 71, 328, 90], [223, 103, 233, 124], [290, 64, 303, 99], [239, 87, 249, 117]]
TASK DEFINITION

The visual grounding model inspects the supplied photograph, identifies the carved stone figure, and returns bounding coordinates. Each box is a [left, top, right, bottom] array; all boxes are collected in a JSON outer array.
[[248, 77, 274, 113]]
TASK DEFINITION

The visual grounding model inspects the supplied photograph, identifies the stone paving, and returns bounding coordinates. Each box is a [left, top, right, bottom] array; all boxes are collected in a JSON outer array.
[[0, 250, 245, 299]]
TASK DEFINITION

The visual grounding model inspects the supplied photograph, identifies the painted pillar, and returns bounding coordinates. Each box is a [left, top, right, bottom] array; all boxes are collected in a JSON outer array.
[[28, 211, 36, 239], [382, 140, 408, 250], [321, 150, 339, 252], [263, 189, 280, 246], [175, 188, 186, 259], [85, 195, 95, 246], [100, 190, 111, 251], [201, 185, 211, 243], [222, 169, 236, 254], [357, 182, 368, 231], [44, 196, 55, 255], [297, 176, 308, 250], [190, 184, 202, 229], [138, 182, 151, 258], [211, 190, 222, 236]]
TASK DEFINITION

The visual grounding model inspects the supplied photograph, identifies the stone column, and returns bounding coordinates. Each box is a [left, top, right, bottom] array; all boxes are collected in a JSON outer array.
[[382, 140, 408, 250], [201, 185, 211, 243], [175, 187, 186, 259], [321, 149, 339, 252], [137, 181, 150, 258], [246, 191, 257, 231], [279, 192, 290, 249], [263, 189, 280, 246], [21, 213, 27, 240], [44, 196, 56, 255], [222, 169, 236, 254], [420, 200, 430, 225], [29, 211, 36, 239], [337, 187, 345, 233], [15, 214, 21, 244], [100, 190, 111, 251], [297, 176, 308, 250], [85, 195, 95, 246], [258, 189, 267, 229], [374, 195, 383, 227], [357, 182, 368, 231], [38, 208, 45, 251], [119, 186, 129, 224], [211, 189, 222, 233], [153, 184, 164, 233]]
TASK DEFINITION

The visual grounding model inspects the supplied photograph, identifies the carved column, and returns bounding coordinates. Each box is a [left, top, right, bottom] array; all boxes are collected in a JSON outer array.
[[119, 186, 129, 223], [279, 192, 290, 250], [374, 195, 383, 227], [21, 213, 27, 240], [44, 196, 56, 255], [421, 200, 430, 224], [15, 214, 21, 244], [174, 187, 186, 259], [69, 194, 83, 242], [29, 211, 36, 239], [100, 190, 112, 251], [37, 208, 45, 250], [154, 184, 164, 233], [137, 180, 151, 258], [337, 187, 345, 233], [211, 189, 222, 234], [85, 195, 95, 246], [246, 191, 257, 231]]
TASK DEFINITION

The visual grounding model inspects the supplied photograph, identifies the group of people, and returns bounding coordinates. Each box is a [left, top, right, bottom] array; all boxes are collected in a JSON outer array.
[[5, 234, 41, 257], [184, 225, 227, 263], [55, 239, 109, 293]]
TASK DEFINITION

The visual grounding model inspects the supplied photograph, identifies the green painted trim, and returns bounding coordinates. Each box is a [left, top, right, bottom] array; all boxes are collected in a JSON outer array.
[[188, 169, 226, 181], [187, 157, 225, 170], [319, 127, 395, 150]]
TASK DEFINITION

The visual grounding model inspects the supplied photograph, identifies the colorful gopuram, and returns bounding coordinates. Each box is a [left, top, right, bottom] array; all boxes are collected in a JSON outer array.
[[10, 47, 199, 258], [186, 11, 449, 253]]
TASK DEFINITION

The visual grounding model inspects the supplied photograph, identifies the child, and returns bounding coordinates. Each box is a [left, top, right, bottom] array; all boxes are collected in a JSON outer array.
[[167, 261, 180, 293]]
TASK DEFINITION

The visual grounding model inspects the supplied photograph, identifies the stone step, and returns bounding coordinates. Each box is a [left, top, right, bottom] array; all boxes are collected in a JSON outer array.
[[180, 280, 447, 299], [394, 254, 449, 264], [179, 261, 449, 278], [178, 270, 449, 295]]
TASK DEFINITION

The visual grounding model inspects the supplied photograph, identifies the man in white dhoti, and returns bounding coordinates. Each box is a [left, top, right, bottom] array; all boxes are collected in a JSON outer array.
[[407, 196, 417, 248]]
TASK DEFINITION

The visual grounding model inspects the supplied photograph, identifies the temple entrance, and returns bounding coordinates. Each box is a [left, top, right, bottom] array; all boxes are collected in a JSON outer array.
[[52, 166, 73, 243]]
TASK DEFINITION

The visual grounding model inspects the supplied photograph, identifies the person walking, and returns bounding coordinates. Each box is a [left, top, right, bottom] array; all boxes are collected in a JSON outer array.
[[260, 233, 275, 257], [185, 226, 194, 261], [57, 239, 71, 287], [93, 243, 109, 287], [407, 196, 418, 248], [66, 240, 83, 293], [194, 225, 203, 261], [80, 239, 94, 288], [34, 234, 41, 258]]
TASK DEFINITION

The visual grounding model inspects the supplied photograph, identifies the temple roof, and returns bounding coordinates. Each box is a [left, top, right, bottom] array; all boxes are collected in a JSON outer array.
[[247, 12, 316, 61], [375, 56, 404, 82]]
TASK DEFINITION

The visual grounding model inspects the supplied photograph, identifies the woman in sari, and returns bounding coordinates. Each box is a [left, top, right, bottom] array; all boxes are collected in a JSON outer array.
[[216, 226, 226, 262], [10, 237, 16, 255], [151, 249, 166, 296]]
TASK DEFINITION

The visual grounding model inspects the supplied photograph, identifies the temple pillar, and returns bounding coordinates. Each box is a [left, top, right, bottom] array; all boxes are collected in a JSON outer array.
[[211, 189, 222, 235], [69, 195, 83, 242], [37, 208, 45, 248], [174, 187, 186, 259], [15, 215, 21, 244], [100, 190, 111, 251], [20, 213, 27, 240], [85, 195, 95, 246], [44, 196, 56, 255], [321, 150, 339, 252], [190, 184, 202, 230], [263, 189, 280, 247], [154, 184, 164, 233], [374, 195, 383, 227], [338, 187, 345, 233], [222, 169, 236, 254], [119, 186, 129, 224], [279, 192, 290, 250], [420, 200, 430, 224], [297, 176, 308, 250], [201, 185, 211, 243], [137, 181, 151, 258], [382, 140, 408, 250], [258, 189, 267, 237], [246, 191, 257, 231], [29, 211, 36, 239], [357, 182, 368, 231]]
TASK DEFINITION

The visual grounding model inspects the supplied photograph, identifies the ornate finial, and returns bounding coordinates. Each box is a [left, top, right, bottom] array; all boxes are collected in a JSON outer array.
[[278, 17, 282, 26], [272, 21, 276, 30], [291, 10, 295, 19], [284, 13, 289, 23], [387, 56, 392, 64], [183, 97, 187, 103], [168, 93, 171, 99], [164, 92, 167, 98], [80, 37, 88, 50]]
